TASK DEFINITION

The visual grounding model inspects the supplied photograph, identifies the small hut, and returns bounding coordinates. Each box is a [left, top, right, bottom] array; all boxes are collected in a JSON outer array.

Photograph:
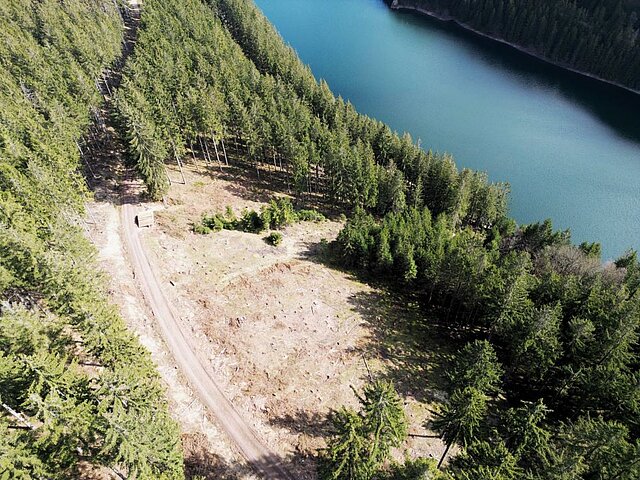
[[136, 210, 154, 228]]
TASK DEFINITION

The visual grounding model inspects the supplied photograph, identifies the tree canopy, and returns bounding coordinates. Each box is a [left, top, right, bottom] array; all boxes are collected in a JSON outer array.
[[0, 1, 183, 477]]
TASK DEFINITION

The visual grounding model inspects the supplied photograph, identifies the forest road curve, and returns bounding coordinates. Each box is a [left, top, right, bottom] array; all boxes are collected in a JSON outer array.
[[121, 204, 297, 480]]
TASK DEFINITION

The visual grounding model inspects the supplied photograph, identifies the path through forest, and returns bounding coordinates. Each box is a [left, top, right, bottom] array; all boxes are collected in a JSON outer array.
[[120, 205, 296, 479], [85, 0, 297, 478]]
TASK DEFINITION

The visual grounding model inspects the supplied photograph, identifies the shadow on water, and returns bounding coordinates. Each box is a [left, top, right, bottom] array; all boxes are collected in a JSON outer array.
[[395, 8, 640, 144]]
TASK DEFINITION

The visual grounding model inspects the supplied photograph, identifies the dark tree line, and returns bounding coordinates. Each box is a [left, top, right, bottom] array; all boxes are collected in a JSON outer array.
[[0, 1, 184, 477], [335, 208, 640, 478], [393, 0, 640, 91]]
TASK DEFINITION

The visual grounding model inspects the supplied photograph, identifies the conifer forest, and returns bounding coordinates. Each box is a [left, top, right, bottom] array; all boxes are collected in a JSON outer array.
[[1, 0, 638, 479]]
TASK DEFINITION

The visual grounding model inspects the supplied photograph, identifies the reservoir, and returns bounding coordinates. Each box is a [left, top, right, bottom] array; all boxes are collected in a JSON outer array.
[[254, 0, 640, 260]]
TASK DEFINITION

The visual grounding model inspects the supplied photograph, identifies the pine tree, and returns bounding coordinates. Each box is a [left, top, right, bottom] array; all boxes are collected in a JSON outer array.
[[357, 380, 408, 464], [320, 408, 374, 480]]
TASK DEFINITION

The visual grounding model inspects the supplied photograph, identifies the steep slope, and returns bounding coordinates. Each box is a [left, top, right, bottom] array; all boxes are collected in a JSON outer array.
[[115, 0, 509, 241], [121, 203, 295, 479], [0, 1, 184, 478], [112, 0, 640, 478]]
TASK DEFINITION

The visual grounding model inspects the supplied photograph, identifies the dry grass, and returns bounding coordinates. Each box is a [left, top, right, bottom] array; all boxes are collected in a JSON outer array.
[[139, 162, 452, 477]]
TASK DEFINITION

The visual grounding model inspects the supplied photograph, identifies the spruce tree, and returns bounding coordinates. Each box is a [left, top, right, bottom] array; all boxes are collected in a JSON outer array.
[[358, 380, 408, 464], [320, 407, 374, 480]]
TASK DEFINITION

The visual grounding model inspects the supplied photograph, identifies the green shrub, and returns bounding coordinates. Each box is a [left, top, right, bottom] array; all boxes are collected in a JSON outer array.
[[297, 209, 326, 222], [201, 213, 226, 231], [239, 209, 265, 233], [197, 199, 324, 235], [260, 205, 273, 230], [262, 197, 297, 229], [193, 223, 212, 235], [265, 231, 283, 246]]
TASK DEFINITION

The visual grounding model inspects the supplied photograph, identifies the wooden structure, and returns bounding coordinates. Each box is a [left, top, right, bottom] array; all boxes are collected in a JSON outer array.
[[136, 210, 154, 228]]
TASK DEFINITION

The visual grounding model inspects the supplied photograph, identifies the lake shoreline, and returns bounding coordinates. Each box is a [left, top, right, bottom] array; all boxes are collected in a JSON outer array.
[[389, 1, 640, 97], [256, 0, 640, 258]]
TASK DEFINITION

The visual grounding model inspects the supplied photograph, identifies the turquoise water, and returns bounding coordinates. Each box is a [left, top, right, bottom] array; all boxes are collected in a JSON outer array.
[[254, 0, 640, 260]]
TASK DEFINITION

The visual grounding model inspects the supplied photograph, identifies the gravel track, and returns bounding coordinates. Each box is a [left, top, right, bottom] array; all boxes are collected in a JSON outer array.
[[113, 2, 297, 477], [121, 205, 297, 480]]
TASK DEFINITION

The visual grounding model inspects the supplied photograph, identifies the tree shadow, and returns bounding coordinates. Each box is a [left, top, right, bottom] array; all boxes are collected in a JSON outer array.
[[81, 2, 148, 206], [268, 409, 332, 441], [295, 238, 333, 263], [293, 239, 461, 407], [182, 432, 307, 479], [184, 451, 247, 480], [182, 433, 246, 479], [265, 410, 327, 477], [252, 452, 313, 480], [347, 288, 458, 406], [215, 165, 282, 205], [184, 141, 346, 221]]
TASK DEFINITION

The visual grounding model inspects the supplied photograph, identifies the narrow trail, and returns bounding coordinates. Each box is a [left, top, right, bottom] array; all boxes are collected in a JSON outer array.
[[85, 1, 298, 478], [121, 205, 296, 480]]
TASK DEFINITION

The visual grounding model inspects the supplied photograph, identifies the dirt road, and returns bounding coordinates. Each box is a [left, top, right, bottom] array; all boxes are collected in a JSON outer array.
[[121, 209, 297, 480], [84, 0, 295, 477]]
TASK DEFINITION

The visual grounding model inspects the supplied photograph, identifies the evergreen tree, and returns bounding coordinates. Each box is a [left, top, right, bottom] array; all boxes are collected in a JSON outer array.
[[452, 439, 520, 480], [0, 1, 184, 476], [501, 400, 553, 474], [448, 340, 503, 395], [432, 387, 488, 467], [320, 408, 375, 480], [357, 380, 408, 464]]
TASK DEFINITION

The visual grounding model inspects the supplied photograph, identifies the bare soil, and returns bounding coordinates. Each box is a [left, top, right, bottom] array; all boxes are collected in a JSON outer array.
[[82, 1, 306, 476], [88, 186, 256, 479], [84, 80, 255, 480], [138, 162, 451, 477]]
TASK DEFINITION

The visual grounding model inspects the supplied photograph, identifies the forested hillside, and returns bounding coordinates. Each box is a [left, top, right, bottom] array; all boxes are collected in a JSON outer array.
[[0, 1, 183, 478], [336, 212, 640, 478], [115, 0, 509, 235], [391, 0, 640, 92], [3, 0, 638, 478], [115, 0, 640, 479]]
